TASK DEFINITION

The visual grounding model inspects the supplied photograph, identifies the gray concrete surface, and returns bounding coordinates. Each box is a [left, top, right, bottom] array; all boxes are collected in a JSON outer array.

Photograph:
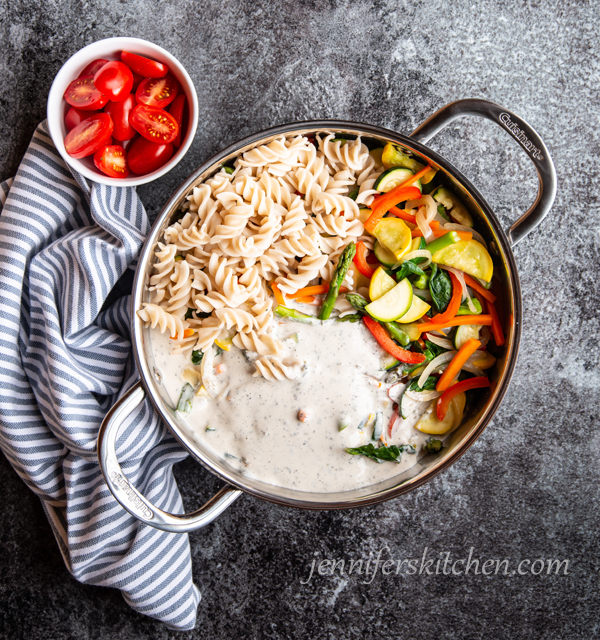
[[0, 0, 598, 638]]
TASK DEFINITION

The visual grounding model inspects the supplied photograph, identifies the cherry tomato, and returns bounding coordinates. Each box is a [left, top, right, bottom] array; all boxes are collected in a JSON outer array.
[[104, 94, 136, 141], [65, 106, 101, 131], [93, 145, 130, 178], [129, 104, 179, 144], [128, 137, 174, 175], [78, 58, 109, 78], [168, 95, 186, 148], [64, 76, 108, 111], [131, 72, 143, 91], [122, 134, 139, 152], [64, 113, 114, 158], [135, 73, 179, 109], [94, 61, 133, 102], [120, 51, 169, 78]]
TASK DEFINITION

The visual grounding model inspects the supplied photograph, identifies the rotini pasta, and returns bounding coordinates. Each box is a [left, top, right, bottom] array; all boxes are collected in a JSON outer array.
[[137, 131, 380, 374], [252, 356, 302, 381]]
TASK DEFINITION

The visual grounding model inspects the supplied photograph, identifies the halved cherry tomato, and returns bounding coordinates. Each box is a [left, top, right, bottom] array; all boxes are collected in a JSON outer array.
[[129, 104, 179, 144], [120, 51, 169, 78], [168, 95, 186, 148], [128, 137, 174, 175], [64, 113, 114, 158], [104, 94, 136, 141], [93, 145, 130, 178], [64, 76, 108, 110], [135, 73, 179, 109], [78, 58, 109, 78], [65, 107, 101, 131], [131, 72, 143, 91], [94, 61, 133, 101]]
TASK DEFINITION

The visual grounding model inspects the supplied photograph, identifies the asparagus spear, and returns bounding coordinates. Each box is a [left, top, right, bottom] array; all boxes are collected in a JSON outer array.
[[275, 305, 319, 324], [336, 313, 363, 323], [382, 321, 410, 346], [345, 292, 369, 313], [318, 242, 357, 320]]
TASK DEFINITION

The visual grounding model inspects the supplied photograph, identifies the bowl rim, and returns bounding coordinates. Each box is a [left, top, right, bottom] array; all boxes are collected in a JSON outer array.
[[131, 120, 522, 509], [46, 36, 198, 187]]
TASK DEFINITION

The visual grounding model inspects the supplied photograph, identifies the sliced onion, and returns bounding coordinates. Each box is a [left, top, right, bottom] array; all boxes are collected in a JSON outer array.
[[418, 351, 456, 389], [408, 195, 437, 243], [407, 195, 437, 220], [442, 223, 487, 248], [387, 382, 406, 403], [425, 334, 454, 350], [462, 362, 484, 377], [434, 211, 449, 225], [416, 205, 435, 242], [400, 249, 432, 269], [427, 326, 450, 336], [200, 345, 218, 397], [478, 326, 490, 348], [405, 389, 442, 402], [465, 290, 478, 313]]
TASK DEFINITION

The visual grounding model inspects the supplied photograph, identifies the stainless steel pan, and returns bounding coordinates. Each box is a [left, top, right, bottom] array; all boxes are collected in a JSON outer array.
[[97, 99, 556, 532]]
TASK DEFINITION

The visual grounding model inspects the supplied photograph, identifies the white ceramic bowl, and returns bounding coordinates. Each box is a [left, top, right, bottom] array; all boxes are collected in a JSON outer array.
[[47, 37, 199, 186]]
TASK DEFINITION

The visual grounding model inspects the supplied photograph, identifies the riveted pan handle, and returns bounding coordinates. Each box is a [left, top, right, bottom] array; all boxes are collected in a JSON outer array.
[[97, 381, 242, 533], [410, 99, 556, 247]]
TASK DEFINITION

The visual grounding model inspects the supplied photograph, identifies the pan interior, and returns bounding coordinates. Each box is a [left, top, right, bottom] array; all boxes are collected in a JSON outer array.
[[133, 122, 520, 509]]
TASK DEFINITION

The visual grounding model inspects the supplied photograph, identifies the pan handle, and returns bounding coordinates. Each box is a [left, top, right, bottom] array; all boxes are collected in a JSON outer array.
[[97, 381, 242, 533], [410, 99, 556, 247]]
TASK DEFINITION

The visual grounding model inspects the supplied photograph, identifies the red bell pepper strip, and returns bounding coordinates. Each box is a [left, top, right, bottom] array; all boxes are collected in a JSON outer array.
[[437, 377, 490, 420], [353, 241, 376, 278], [487, 299, 505, 346], [362, 316, 426, 364], [388, 403, 399, 437], [364, 185, 421, 233], [431, 271, 462, 324]]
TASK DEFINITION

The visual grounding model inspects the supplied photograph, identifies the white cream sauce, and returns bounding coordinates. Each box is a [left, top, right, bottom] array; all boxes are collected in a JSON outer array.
[[149, 319, 434, 493]]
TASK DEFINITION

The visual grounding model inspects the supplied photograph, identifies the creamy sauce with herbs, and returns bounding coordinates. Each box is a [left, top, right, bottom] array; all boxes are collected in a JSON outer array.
[[149, 320, 434, 493]]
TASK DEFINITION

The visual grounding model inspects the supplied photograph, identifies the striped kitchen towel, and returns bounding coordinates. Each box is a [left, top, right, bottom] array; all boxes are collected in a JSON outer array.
[[0, 121, 201, 630]]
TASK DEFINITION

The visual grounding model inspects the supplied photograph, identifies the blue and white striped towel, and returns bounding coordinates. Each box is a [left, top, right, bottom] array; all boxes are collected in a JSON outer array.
[[0, 121, 201, 629]]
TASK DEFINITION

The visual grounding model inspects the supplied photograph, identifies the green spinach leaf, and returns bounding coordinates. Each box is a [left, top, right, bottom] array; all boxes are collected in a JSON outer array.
[[408, 375, 437, 392], [396, 260, 426, 281], [429, 264, 452, 313], [424, 339, 448, 358], [346, 443, 414, 463]]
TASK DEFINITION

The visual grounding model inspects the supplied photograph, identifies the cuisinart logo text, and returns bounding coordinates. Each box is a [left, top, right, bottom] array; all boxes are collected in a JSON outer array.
[[110, 471, 154, 519], [499, 113, 543, 161]]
